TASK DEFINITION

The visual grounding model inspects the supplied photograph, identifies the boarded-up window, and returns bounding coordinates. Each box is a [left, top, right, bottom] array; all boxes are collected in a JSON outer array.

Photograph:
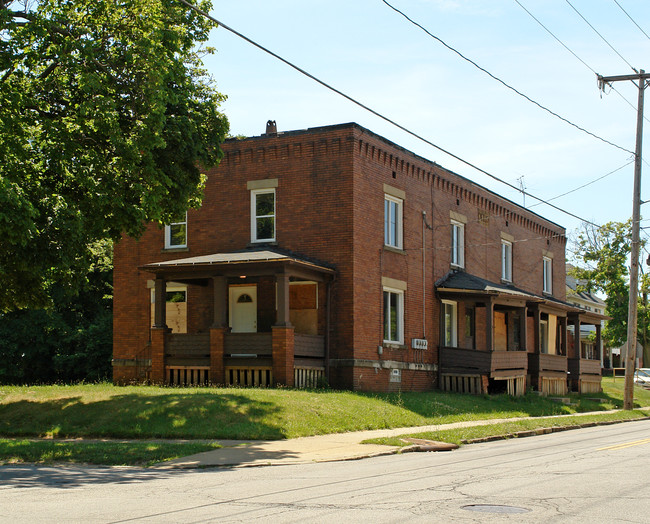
[[494, 311, 508, 351]]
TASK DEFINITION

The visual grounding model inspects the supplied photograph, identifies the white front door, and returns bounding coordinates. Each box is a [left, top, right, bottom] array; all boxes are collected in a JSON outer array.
[[229, 285, 257, 333]]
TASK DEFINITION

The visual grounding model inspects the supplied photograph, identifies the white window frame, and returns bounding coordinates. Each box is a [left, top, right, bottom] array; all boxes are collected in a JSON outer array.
[[383, 287, 404, 345], [451, 220, 464, 268], [251, 188, 276, 243], [501, 240, 512, 282], [543, 256, 553, 294], [384, 194, 403, 249], [442, 299, 458, 347], [164, 213, 187, 249]]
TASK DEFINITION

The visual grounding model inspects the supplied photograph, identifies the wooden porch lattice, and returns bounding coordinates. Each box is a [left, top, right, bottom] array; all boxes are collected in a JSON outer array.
[[166, 365, 210, 386], [441, 373, 483, 394], [294, 366, 325, 389], [225, 366, 273, 387]]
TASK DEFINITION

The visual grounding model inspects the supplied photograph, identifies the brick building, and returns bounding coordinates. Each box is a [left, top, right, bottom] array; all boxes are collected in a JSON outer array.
[[113, 122, 604, 393]]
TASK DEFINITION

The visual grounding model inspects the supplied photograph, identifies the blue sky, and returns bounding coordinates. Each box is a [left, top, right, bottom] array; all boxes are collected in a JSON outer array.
[[203, 0, 650, 258]]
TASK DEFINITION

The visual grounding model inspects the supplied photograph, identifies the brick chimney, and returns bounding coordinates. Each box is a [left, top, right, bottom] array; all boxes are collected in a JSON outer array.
[[265, 120, 277, 136]]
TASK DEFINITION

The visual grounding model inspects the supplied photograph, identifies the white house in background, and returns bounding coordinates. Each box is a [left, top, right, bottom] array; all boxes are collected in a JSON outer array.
[[566, 265, 608, 367]]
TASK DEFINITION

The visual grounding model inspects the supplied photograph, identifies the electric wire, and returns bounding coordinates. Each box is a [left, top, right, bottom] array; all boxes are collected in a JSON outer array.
[[513, 0, 648, 124], [565, 0, 637, 73], [613, 0, 650, 41], [179, 0, 602, 228], [381, 0, 633, 156], [528, 161, 634, 208]]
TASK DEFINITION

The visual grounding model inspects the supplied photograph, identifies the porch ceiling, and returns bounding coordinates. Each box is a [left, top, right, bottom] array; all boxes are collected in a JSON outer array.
[[140, 248, 336, 281]]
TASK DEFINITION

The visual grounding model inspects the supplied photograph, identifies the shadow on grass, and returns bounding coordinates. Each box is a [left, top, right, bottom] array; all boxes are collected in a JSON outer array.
[[0, 392, 286, 440], [356, 389, 623, 421]]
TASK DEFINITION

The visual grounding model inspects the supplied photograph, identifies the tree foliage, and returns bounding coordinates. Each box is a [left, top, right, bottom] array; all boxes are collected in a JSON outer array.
[[0, 0, 229, 310], [0, 240, 113, 383], [571, 220, 650, 352]]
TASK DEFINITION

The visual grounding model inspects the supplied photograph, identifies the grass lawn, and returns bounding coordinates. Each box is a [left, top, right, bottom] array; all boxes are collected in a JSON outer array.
[[0, 377, 648, 465]]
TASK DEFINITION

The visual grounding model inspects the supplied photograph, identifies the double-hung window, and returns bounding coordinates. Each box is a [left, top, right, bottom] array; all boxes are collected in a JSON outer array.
[[251, 188, 276, 242], [383, 287, 404, 344], [165, 213, 187, 249], [442, 300, 457, 347], [501, 240, 512, 282], [543, 256, 553, 294], [384, 195, 403, 249], [451, 220, 464, 268]]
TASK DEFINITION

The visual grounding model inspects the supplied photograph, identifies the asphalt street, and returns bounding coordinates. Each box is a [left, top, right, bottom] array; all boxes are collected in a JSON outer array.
[[1, 419, 649, 523]]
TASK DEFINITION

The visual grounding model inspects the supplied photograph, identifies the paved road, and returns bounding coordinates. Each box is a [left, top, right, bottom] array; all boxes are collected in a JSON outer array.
[[2, 419, 649, 523]]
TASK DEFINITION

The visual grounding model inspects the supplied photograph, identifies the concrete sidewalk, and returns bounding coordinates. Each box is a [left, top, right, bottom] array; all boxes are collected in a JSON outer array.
[[157, 411, 633, 469]]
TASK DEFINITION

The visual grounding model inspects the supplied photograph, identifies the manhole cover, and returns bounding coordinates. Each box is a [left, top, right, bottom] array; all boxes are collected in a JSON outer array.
[[462, 504, 531, 514]]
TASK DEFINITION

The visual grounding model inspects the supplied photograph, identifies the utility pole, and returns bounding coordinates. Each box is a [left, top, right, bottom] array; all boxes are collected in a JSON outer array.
[[598, 70, 650, 410]]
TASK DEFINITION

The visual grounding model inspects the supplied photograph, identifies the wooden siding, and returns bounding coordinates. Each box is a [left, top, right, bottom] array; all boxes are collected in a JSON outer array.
[[224, 333, 273, 355], [294, 334, 325, 358], [440, 347, 527, 377], [165, 333, 210, 366], [528, 353, 568, 374], [568, 357, 602, 377]]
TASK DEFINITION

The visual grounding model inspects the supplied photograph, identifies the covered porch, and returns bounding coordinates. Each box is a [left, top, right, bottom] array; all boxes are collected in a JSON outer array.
[[436, 272, 532, 396], [567, 310, 606, 393], [142, 249, 336, 387]]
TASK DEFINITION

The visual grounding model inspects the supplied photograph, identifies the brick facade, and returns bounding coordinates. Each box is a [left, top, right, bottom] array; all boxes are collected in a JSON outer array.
[[113, 122, 570, 392]]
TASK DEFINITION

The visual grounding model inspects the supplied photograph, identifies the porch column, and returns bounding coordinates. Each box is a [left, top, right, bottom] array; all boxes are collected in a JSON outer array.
[[151, 277, 167, 384], [519, 306, 527, 351], [211, 276, 228, 328], [486, 298, 494, 351], [595, 322, 602, 361], [273, 272, 294, 386], [560, 316, 568, 356], [275, 273, 292, 327], [532, 306, 541, 354], [209, 276, 228, 384], [153, 277, 167, 328]]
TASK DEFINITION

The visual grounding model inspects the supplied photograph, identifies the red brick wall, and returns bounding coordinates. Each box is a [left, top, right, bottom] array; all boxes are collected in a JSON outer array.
[[113, 123, 567, 392]]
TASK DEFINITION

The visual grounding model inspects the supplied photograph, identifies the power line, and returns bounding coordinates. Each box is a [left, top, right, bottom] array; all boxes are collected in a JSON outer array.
[[613, 0, 650, 41], [513, 0, 647, 124], [565, 0, 637, 73], [528, 161, 634, 208], [178, 0, 601, 228], [381, 0, 633, 156]]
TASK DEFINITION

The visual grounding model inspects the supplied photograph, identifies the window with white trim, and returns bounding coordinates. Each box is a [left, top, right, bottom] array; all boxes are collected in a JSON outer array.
[[383, 287, 404, 344], [501, 240, 512, 282], [251, 188, 275, 242], [543, 256, 552, 294], [442, 300, 457, 347], [384, 195, 403, 249], [451, 221, 464, 268], [164, 213, 187, 248]]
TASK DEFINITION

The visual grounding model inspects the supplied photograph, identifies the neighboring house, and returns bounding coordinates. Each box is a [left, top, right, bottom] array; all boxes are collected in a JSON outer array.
[[113, 122, 605, 394], [566, 266, 609, 369]]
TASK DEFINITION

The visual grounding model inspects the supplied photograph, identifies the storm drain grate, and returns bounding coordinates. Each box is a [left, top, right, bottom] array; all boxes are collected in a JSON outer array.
[[462, 504, 531, 514]]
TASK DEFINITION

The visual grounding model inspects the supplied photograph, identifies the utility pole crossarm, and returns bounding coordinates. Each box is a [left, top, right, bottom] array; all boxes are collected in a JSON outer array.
[[598, 73, 650, 83]]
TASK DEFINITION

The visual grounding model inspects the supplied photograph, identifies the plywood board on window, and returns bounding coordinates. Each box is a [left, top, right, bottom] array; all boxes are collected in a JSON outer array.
[[494, 311, 507, 351]]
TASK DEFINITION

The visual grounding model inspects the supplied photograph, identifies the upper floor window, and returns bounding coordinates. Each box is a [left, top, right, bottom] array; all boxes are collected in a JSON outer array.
[[451, 220, 464, 268], [543, 256, 553, 294], [384, 195, 403, 249], [501, 240, 512, 282], [165, 213, 187, 248], [251, 188, 275, 242]]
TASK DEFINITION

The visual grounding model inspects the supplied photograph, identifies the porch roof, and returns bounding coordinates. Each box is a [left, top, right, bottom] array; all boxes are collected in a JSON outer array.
[[140, 248, 336, 281], [436, 271, 607, 319], [435, 271, 542, 301]]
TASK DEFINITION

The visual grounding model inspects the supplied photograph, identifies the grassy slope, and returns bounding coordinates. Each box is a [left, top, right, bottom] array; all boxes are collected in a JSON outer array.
[[1, 378, 648, 440]]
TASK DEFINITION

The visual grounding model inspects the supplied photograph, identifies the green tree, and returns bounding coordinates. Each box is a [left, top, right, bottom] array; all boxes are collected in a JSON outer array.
[[0, 240, 113, 383], [571, 220, 650, 358], [0, 0, 228, 311]]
